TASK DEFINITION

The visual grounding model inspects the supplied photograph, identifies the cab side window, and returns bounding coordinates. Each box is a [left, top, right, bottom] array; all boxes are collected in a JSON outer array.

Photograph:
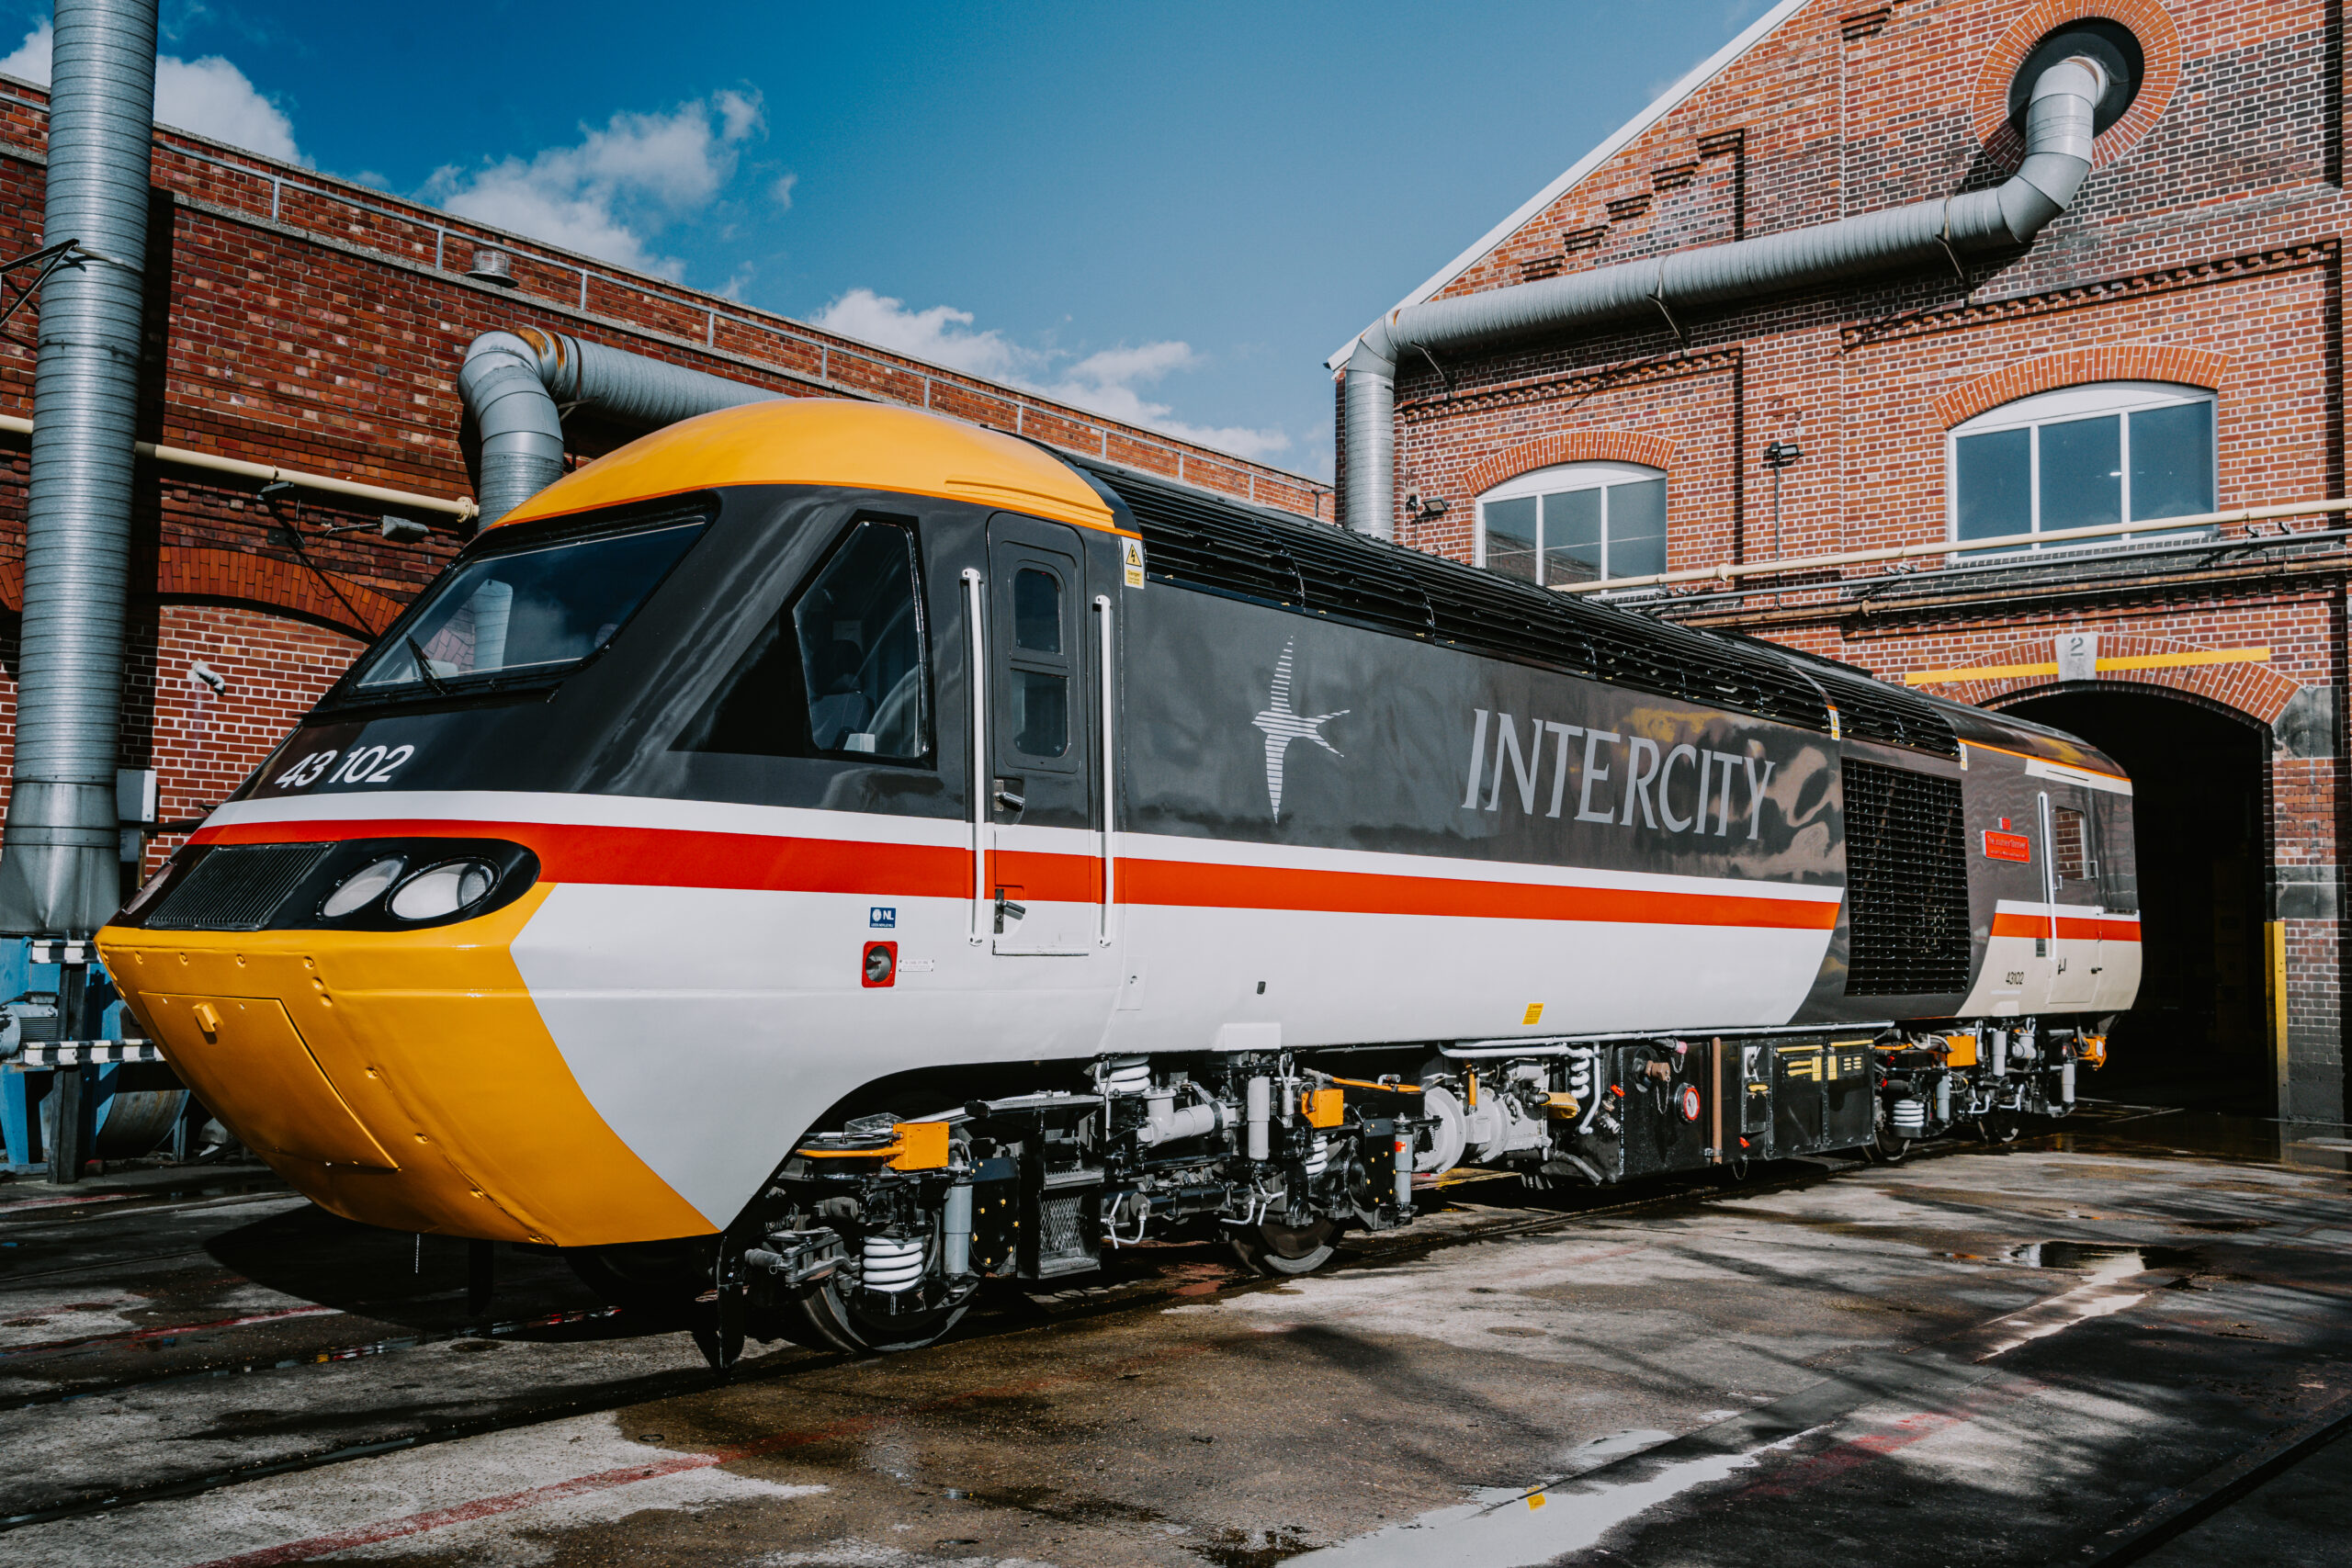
[[1007, 567, 1068, 758], [675, 517, 932, 763]]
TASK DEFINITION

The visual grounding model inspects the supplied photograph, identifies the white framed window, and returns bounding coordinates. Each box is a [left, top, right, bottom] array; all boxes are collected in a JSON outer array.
[[1476, 461, 1668, 586], [1948, 381, 2216, 556]]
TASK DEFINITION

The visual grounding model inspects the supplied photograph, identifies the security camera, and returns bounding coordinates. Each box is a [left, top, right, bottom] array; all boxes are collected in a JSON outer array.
[[379, 515, 430, 544], [190, 661, 228, 694]]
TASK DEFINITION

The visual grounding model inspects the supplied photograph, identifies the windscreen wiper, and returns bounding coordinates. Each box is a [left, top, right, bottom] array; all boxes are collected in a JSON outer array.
[[403, 634, 450, 696]]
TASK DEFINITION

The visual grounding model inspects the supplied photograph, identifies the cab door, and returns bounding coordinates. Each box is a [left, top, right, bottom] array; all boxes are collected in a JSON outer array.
[[978, 514, 1110, 956]]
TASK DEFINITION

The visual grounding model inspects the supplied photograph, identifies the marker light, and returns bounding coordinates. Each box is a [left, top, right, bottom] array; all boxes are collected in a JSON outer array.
[[321, 856, 404, 918], [390, 860, 497, 921]]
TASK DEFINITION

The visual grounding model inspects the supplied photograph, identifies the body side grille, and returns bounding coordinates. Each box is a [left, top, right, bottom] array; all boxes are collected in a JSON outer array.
[[1841, 761, 1973, 996]]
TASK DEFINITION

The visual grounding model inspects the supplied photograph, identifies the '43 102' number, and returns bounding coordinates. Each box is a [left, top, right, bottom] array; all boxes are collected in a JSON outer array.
[[273, 745, 415, 790]]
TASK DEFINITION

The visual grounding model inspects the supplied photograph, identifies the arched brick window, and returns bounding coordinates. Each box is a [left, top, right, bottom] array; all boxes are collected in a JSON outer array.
[[1476, 461, 1668, 586], [1948, 382, 2215, 555]]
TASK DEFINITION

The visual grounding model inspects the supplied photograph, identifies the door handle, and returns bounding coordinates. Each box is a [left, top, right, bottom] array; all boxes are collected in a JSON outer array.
[[993, 779, 1025, 813]]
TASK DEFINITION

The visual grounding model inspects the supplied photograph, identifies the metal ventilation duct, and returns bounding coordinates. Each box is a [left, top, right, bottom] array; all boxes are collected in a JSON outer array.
[[0, 0, 161, 934], [1340, 57, 2106, 538], [459, 328, 780, 524]]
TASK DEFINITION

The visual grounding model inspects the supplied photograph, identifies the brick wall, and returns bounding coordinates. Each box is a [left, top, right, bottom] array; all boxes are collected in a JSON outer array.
[[1349, 0, 2350, 1118], [0, 74, 1330, 887]]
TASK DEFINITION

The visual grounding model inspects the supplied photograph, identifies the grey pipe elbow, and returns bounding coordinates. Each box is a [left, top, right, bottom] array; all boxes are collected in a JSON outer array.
[[1997, 58, 2101, 241], [459, 331, 567, 525]]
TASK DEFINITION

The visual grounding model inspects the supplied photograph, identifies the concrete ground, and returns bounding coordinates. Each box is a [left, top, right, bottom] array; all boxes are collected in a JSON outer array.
[[1, 1103, 2346, 1567]]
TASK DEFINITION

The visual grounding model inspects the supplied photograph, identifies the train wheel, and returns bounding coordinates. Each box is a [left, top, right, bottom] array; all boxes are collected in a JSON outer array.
[[1978, 1112, 2022, 1145], [775, 1277, 970, 1354], [1229, 1217, 1340, 1277], [1872, 1127, 1912, 1164]]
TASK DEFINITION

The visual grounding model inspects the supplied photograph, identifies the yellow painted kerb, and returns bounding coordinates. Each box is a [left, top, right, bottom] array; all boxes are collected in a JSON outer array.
[[493, 399, 1124, 536]]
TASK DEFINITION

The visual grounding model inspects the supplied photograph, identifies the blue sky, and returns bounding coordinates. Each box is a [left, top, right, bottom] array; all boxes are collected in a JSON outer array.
[[2, 1, 1772, 477]]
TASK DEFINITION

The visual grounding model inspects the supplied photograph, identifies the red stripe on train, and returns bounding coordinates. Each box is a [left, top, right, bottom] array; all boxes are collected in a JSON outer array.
[[197, 818, 970, 897], [1119, 858, 1838, 930], [191, 818, 1838, 931], [1988, 911, 2143, 942]]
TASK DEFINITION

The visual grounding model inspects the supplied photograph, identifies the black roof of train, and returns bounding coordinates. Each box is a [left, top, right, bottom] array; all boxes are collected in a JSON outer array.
[[1060, 452, 1976, 761]]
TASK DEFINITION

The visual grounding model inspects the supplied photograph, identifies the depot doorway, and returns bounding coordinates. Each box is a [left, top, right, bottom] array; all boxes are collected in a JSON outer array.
[[1999, 686, 2271, 1113]]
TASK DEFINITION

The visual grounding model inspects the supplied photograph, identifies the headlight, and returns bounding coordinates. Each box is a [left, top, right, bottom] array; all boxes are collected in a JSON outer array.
[[320, 856, 405, 918], [389, 860, 499, 921]]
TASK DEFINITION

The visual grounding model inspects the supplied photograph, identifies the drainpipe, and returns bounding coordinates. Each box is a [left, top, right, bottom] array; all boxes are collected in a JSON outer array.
[[460, 328, 779, 524], [1340, 57, 2106, 538], [0, 0, 161, 935]]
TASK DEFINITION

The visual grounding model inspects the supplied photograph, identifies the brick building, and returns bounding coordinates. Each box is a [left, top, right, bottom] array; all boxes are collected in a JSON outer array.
[[0, 69, 1329, 909], [1334, 0, 2346, 1118]]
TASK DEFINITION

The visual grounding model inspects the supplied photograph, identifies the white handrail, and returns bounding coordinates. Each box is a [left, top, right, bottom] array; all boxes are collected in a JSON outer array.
[[1094, 592, 1115, 946], [2037, 790, 2059, 955], [962, 568, 989, 945]]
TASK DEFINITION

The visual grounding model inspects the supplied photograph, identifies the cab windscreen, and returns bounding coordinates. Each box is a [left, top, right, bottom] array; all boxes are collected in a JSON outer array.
[[348, 508, 708, 696]]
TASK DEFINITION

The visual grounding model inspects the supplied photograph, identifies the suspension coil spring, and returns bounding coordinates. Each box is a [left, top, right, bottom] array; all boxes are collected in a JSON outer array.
[[1891, 1099, 1928, 1135], [1098, 1056, 1152, 1096], [862, 1235, 926, 1293], [1303, 1137, 1329, 1179]]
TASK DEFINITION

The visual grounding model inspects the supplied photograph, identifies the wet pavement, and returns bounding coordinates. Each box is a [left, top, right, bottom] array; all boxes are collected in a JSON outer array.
[[2, 1102, 2347, 1566]]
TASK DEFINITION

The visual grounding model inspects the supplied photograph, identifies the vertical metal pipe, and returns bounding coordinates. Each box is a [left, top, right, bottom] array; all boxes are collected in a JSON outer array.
[[0, 0, 161, 935]]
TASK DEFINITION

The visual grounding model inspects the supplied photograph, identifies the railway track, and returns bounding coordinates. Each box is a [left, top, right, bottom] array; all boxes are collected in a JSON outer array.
[[0, 1142, 1906, 1531], [0, 1102, 2210, 1539]]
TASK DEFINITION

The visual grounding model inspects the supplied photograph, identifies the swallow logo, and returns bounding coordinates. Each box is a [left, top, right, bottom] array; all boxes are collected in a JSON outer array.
[[1252, 638, 1347, 821]]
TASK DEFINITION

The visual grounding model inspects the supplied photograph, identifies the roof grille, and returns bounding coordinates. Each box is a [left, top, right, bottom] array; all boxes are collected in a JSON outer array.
[[1786, 657, 1961, 758], [1071, 457, 1846, 738], [1088, 468, 1301, 606], [1278, 522, 1435, 640], [144, 842, 331, 931]]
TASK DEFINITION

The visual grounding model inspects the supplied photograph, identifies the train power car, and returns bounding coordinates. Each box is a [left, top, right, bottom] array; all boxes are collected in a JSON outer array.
[[96, 400, 2139, 1355]]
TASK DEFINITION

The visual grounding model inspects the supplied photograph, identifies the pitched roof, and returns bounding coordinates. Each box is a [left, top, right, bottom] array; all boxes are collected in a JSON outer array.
[[1326, 0, 1807, 370]]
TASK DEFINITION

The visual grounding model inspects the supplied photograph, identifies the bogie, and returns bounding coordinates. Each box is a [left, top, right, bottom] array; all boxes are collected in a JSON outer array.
[[702, 1019, 2101, 1354]]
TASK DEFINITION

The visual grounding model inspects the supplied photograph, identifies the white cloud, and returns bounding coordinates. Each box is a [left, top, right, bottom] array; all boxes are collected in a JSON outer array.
[[810, 288, 1040, 383], [770, 171, 798, 209], [809, 288, 1291, 462], [423, 92, 765, 278], [0, 22, 300, 163]]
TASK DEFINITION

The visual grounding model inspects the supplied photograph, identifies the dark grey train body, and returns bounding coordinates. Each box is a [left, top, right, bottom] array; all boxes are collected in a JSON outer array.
[[112, 403, 2138, 1355]]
